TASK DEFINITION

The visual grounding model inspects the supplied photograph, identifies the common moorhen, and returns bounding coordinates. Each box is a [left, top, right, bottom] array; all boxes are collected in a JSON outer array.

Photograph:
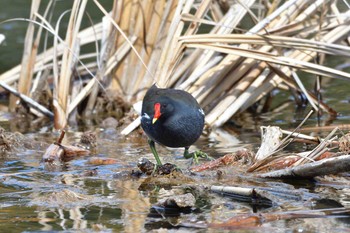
[[141, 84, 206, 165]]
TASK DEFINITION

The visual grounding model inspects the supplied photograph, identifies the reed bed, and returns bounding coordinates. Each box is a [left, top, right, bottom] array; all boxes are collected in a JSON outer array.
[[1, 0, 350, 130]]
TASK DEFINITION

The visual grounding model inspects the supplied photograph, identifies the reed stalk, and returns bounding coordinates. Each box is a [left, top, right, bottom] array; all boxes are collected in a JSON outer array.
[[11, 0, 41, 111], [1, 0, 349, 131]]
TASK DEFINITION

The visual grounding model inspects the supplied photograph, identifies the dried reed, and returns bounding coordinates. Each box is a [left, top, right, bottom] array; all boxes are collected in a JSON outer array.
[[0, 0, 349, 130]]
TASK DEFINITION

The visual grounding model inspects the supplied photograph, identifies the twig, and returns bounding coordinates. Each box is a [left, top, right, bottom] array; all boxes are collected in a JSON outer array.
[[259, 154, 350, 178], [121, 116, 141, 135], [56, 130, 66, 144], [281, 129, 319, 142], [0, 81, 54, 118]]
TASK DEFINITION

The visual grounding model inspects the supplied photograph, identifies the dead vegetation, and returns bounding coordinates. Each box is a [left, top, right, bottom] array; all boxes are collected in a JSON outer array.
[[0, 0, 349, 131], [189, 121, 350, 179]]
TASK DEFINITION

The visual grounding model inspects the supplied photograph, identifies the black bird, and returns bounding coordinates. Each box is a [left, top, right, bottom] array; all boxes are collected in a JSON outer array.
[[141, 84, 206, 165]]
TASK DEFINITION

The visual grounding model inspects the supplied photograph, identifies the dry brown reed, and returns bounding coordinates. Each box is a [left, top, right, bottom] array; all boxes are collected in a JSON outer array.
[[0, 0, 349, 130]]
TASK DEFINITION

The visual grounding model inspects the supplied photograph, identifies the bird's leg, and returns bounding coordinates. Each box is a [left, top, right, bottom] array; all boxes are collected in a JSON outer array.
[[183, 146, 210, 164], [148, 139, 162, 166]]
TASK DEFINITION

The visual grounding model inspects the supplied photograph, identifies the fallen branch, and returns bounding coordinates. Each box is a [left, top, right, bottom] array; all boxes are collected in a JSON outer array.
[[0, 81, 54, 118], [259, 154, 350, 178], [209, 207, 350, 228]]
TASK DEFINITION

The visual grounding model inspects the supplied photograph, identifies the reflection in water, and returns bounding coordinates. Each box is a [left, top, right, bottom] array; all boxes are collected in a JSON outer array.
[[0, 107, 350, 232], [37, 208, 88, 231], [37, 210, 54, 231], [110, 179, 151, 232], [36, 206, 122, 231], [0, 126, 349, 232], [209, 128, 241, 154], [69, 207, 87, 230]]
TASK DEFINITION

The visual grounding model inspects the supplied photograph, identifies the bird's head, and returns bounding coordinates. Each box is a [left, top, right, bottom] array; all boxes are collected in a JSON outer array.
[[152, 101, 174, 124]]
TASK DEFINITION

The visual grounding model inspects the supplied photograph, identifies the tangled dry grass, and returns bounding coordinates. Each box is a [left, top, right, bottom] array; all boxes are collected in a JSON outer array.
[[0, 0, 349, 130]]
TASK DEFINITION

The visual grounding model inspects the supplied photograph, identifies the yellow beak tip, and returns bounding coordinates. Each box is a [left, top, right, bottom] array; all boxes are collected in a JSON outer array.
[[152, 118, 158, 124]]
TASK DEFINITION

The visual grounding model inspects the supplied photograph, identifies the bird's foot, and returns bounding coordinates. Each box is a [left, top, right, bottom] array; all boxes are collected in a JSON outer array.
[[184, 148, 212, 164]]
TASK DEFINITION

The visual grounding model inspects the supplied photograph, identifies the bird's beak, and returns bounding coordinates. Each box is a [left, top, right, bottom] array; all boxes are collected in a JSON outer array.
[[153, 103, 161, 124], [152, 117, 158, 124]]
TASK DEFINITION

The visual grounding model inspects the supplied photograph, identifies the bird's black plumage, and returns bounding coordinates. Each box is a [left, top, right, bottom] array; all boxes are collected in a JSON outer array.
[[141, 84, 204, 150]]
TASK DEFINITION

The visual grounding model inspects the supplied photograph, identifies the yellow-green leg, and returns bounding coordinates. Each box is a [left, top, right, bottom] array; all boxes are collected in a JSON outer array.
[[148, 139, 162, 166], [183, 146, 210, 164]]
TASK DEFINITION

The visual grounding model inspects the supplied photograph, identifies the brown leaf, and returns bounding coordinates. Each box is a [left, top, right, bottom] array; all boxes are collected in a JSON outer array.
[[60, 144, 90, 158], [255, 156, 300, 172], [209, 214, 261, 227], [316, 151, 336, 160], [190, 154, 235, 172], [87, 157, 119, 165], [209, 210, 329, 228], [190, 149, 252, 172]]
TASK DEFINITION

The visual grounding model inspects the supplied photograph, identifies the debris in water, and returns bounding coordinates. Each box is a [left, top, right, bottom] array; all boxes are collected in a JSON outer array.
[[77, 131, 97, 149], [150, 189, 196, 218], [156, 192, 196, 209], [137, 157, 156, 175], [42, 131, 90, 170], [259, 154, 350, 178], [339, 132, 350, 153], [190, 149, 253, 172], [0, 127, 28, 154], [255, 126, 283, 161], [42, 142, 65, 164], [113, 170, 143, 179], [87, 156, 119, 165], [208, 208, 350, 228], [137, 157, 178, 176], [82, 168, 98, 176], [60, 144, 90, 159]]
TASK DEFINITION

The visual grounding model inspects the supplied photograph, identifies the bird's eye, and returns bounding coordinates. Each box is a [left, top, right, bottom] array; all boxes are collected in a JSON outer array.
[[162, 104, 167, 108]]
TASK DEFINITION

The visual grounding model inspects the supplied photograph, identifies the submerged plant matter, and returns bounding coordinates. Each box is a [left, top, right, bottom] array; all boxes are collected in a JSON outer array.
[[0, 114, 349, 231], [0, 1, 349, 129]]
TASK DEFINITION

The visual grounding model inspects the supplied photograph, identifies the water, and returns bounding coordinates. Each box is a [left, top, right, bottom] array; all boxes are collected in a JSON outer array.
[[1, 1, 350, 232], [0, 0, 113, 73], [0, 115, 348, 232]]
